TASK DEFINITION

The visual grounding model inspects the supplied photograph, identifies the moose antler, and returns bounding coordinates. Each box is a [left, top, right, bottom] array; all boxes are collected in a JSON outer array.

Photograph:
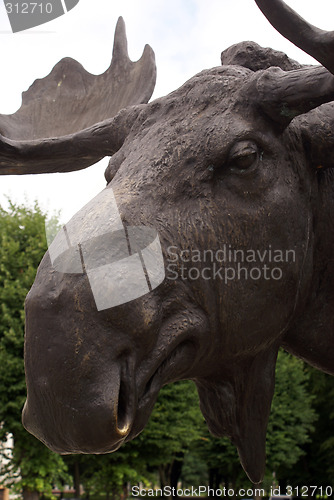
[[0, 17, 155, 175], [254, 0, 334, 75]]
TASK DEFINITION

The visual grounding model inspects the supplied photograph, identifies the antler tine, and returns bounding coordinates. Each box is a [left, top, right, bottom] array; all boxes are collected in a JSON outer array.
[[112, 16, 130, 62], [254, 0, 334, 75], [0, 17, 156, 142]]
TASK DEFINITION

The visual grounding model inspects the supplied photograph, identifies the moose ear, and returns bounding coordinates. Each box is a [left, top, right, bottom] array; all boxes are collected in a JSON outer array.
[[0, 17, 156, 175], [296, 103, 334, 171]]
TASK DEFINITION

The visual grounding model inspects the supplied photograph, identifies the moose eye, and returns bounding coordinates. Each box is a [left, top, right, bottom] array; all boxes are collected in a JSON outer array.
[[227, 140, 260, 172]]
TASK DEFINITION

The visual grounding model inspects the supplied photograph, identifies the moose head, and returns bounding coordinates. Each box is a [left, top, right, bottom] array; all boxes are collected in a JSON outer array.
[[1, 0, 333, 484]]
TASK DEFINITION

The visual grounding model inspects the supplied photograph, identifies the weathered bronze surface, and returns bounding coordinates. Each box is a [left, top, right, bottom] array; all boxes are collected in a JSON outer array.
[[1, 0, 333, 484]]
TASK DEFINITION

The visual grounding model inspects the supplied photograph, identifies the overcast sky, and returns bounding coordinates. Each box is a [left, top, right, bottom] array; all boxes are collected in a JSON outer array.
[[0, 0, 333, 223]]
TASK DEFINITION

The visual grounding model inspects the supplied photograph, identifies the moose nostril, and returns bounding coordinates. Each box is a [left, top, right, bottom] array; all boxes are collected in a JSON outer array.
[[117, 377, 130, 433], [116, 361, 136, 435]]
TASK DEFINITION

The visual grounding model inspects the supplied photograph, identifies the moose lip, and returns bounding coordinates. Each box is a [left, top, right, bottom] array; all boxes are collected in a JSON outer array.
[[125, 340, 197, 440], [143, 341, 196, 399]]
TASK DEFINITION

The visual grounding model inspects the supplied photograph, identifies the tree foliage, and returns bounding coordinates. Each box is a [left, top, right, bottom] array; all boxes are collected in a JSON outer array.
[[266, 350, 316, 475], [280, 367, 334, 488], [133, 380, 203, 489], [0, 201, 68, 499], [138, 381, 202, 464]]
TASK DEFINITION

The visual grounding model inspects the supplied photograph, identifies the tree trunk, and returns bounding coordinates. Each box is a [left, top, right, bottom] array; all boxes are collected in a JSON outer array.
[[170, 454, 184, 497], [209, 468, 223, 496], [159, 464, 171, 489], [74, 461, 81, 498], [22, 489, 39, 500]]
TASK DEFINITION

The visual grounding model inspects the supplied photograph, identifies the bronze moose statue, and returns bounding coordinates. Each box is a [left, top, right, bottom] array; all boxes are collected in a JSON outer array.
[[0, 0, 333, 484]]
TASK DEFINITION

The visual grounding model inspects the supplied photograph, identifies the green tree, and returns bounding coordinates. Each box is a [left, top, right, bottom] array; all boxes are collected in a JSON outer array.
[[63, 447, 149, 500], [135, 380, 203, 492], [279, 367, 334, 489], [0, 201, 68, 500], [265, 350, 316, 487], [79, 449, 147, 500], [190, 424, 248, 491], [307, 369, 334, 485]]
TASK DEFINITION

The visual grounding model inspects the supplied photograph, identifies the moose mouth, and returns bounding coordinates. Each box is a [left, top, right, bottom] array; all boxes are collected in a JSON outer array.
[[123, 339, 199, 444]]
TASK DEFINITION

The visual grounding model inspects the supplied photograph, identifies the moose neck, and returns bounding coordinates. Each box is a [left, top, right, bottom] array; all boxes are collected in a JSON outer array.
[[283, 169, 334, 375]]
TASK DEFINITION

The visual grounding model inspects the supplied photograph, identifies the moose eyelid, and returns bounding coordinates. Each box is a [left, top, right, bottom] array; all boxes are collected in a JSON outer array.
[[232, 150, 257, 162], [225, 140, 259, 172], [228, 140, 259, 160]]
